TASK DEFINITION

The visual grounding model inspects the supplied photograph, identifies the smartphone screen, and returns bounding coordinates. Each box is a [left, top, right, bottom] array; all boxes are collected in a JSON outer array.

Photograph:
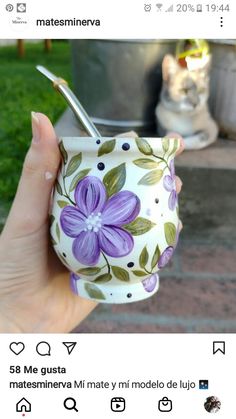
[[0, 1, 235, 417]]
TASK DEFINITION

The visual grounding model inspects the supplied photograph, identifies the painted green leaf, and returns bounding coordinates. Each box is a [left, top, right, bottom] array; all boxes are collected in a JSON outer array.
[[69, 169, 91, 192], [97, 139, 116, 157], [124, 217, 156, 236], [132, 270, 147, 277], [59, 141, 68, 164], [151, 244, 161, 270], [138, 169, 163, 185], [50, 236, 57, 246], [77, 267, 101, 276], [111, 266, 130, 282], [139, 246, 149, 269], [49, 214, 55, 226], [162, 137, 170, 153], [57, 200, 69, 208], [94, 273, 112, 283], [133, 158, 159, 169], [84, 283, 106, 300], [103, 163, 126, 197], [164, 222, 177, 246], [55, 180, 63, 195], [56, 222, 60, 242], [135, 137, 153, 155], [65, 153, 82, 177], [172, 138, 179, 156]]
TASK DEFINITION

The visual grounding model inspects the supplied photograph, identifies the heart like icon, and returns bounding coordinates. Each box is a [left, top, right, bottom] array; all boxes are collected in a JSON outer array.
[[9, 342, 25, 355]]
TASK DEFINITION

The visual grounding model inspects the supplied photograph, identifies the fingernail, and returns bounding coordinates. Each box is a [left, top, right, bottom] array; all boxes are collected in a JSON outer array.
[[31, 112, 40, 143]]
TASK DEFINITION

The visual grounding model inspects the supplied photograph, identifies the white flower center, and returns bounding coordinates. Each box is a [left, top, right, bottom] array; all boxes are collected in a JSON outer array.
[[85, 212, 102, 233]]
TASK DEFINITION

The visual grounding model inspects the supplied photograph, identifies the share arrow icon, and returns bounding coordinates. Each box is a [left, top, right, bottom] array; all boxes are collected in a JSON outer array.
[[62, 342, 77, 355]]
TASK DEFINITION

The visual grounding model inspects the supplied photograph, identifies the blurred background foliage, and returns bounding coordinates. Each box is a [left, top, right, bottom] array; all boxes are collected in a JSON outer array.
[[0, 40, 71, 228]]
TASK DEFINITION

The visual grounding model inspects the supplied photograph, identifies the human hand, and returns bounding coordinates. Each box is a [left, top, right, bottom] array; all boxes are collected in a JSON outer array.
[[0, 113, 97, 333], [0, 120, 184, 333]]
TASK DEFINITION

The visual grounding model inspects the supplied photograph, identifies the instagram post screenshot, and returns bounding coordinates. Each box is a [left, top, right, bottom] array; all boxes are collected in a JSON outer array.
[[0, 0, 235, 417]]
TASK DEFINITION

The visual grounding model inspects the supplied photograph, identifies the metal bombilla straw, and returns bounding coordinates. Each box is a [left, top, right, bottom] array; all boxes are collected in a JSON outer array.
[[36, 65, 101, 139]]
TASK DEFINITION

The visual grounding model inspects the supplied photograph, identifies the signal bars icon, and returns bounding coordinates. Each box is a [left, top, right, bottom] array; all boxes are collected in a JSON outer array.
[[166, 4, 174, 12]]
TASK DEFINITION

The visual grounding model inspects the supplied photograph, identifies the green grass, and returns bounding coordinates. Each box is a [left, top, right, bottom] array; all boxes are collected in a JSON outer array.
[[0, 41, 72, 225]]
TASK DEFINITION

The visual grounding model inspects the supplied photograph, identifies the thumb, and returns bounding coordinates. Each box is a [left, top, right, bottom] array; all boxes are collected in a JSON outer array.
[[3, 112, 60, 238]]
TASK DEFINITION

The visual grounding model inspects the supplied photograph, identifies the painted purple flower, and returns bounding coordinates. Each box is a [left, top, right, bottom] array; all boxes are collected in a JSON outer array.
[[142, 273, 159, 293], [60, 176, 140, 266], [163, 159, 178, 211], [158, 225, 180, 269], [158, 246, 174, 268], [70, 272, 80, 295]]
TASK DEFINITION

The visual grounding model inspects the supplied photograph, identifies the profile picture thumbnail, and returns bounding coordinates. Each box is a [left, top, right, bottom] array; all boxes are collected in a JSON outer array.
[[204, 396, 221, 413]]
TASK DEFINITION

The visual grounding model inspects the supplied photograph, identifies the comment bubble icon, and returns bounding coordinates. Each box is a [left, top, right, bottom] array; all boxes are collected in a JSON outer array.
[[36, 341, 51, 356]]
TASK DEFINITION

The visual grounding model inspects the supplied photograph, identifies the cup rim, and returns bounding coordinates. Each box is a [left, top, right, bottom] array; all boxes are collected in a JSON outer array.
[[59, 136, 180, 154]]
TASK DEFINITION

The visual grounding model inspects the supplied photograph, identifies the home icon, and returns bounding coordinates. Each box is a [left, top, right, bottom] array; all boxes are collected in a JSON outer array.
[[16, 397, 31, 413]]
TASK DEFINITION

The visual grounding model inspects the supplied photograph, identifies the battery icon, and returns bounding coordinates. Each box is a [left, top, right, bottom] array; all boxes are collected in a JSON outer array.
[[197, 4, 203, 12]]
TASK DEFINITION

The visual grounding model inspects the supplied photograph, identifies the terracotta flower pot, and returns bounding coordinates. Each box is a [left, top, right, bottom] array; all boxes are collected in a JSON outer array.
[[50, 136, 181, 304]]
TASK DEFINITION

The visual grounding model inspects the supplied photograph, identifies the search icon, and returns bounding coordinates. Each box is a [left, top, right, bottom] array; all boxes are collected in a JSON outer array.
[[64, 397, 78, 412]]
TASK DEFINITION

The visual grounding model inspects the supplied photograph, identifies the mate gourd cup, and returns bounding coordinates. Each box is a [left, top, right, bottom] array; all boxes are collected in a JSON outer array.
[[50, 136, 180, 304]]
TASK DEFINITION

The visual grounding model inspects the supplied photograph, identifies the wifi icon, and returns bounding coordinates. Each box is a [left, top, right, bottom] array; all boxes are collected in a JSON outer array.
[[156, 3, 163, 11], [166, 4, 174, 12]]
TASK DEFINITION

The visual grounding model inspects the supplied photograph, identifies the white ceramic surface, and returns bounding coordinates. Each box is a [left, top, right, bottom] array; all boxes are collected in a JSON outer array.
[[50, 136, 180, 303]]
